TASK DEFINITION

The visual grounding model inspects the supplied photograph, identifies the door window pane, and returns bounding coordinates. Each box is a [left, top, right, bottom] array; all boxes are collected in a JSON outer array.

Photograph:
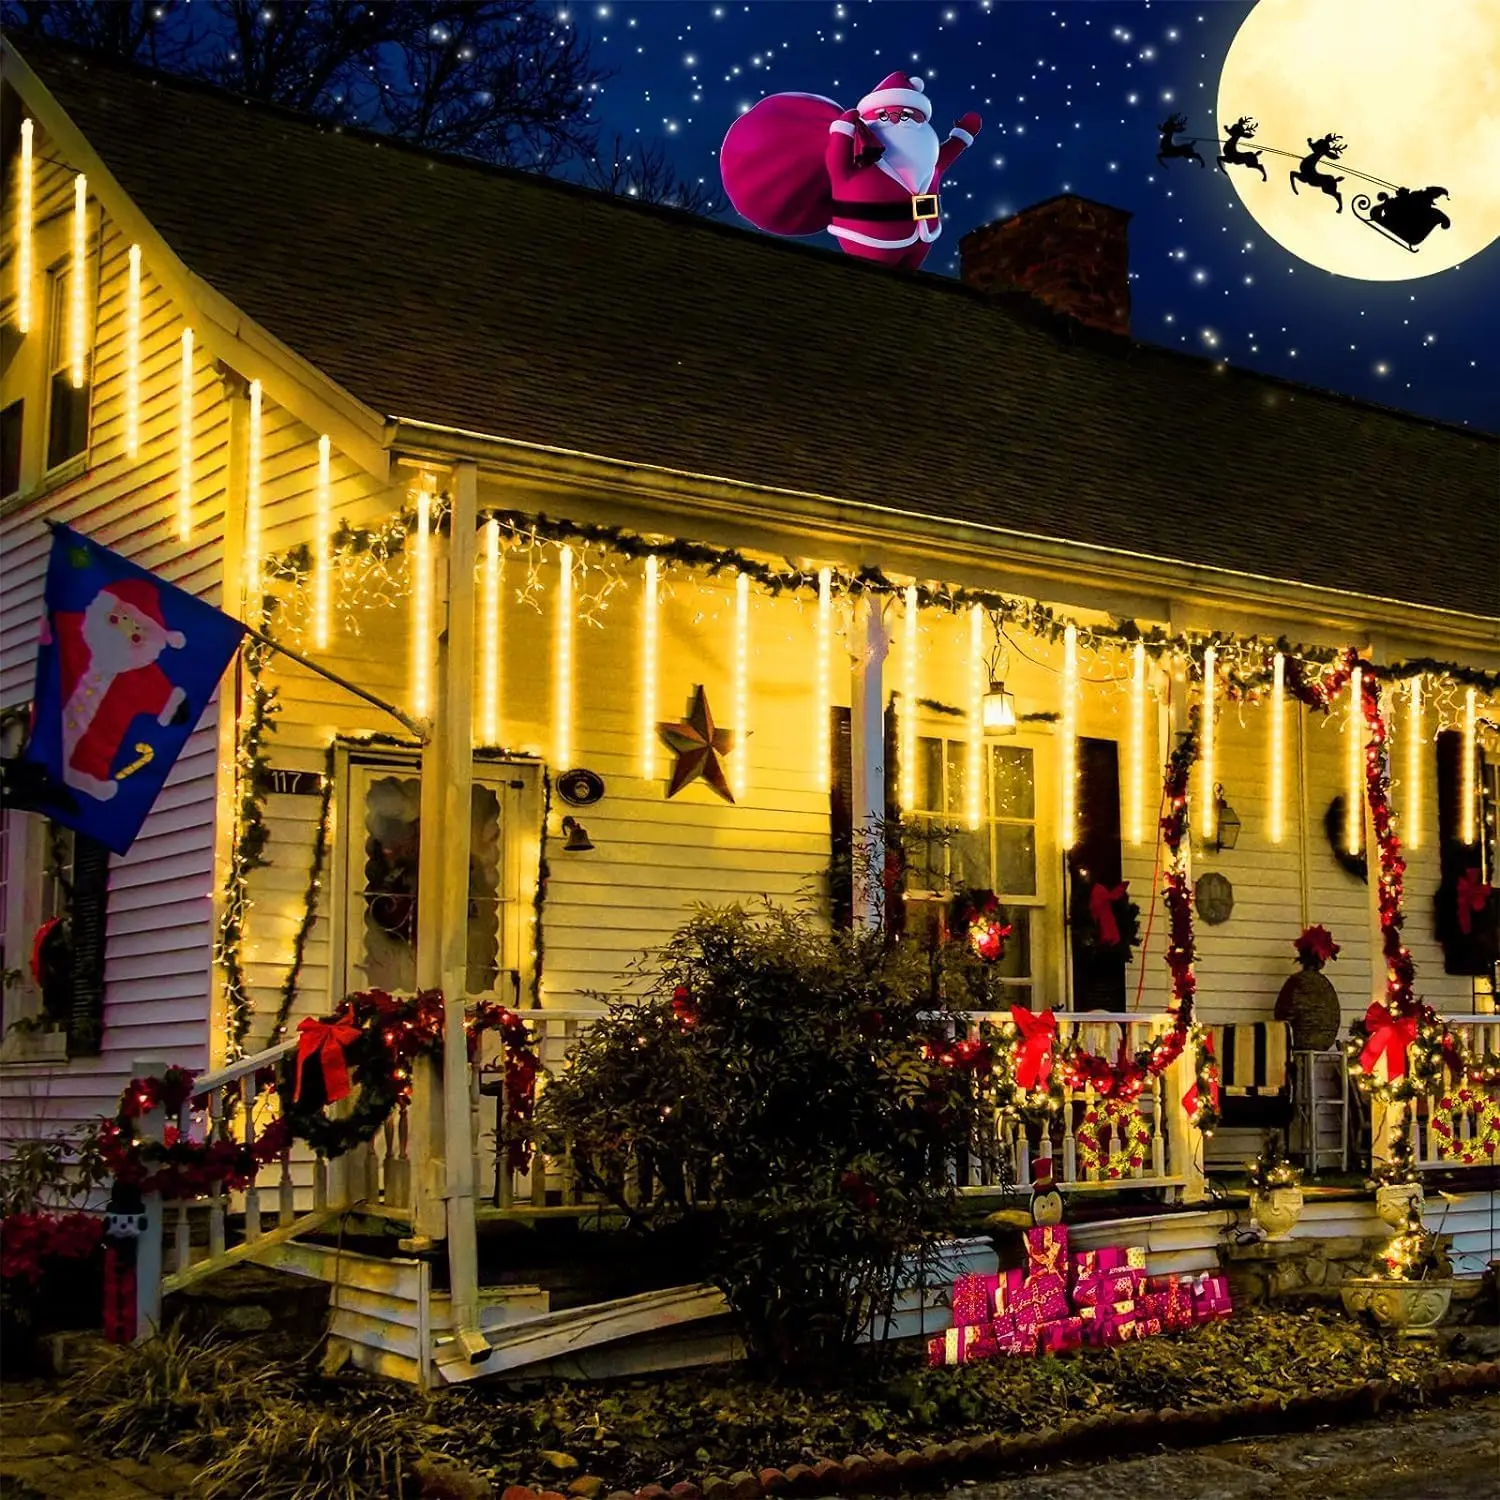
[[996, 825, 1037, 896], [991, 746, 1035, 818]]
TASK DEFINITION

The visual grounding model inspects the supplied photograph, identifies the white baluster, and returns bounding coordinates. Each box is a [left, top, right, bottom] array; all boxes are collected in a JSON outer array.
[[381, 1118, 397, 1206], [361, 1135, 381, 1203], [1082, 1083, 1099, 1182], [385, 1110, 411, 1208], [313, 1154, 328, 1210], [1151, 1069, 1166, 1180], [207, 1089, 226, 1259], [243, 1077, 262, 1243], [174, 1202, 191, 1273], [278, 1141, 296, 1225]]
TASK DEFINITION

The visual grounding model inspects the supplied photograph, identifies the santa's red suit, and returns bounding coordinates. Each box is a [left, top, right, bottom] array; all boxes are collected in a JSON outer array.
[[56, 578, 186, 802], [721, 71, 980, 271]]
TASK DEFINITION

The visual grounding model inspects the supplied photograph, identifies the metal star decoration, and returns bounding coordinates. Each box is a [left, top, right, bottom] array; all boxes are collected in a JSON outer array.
[[658, 685, 735, 804]]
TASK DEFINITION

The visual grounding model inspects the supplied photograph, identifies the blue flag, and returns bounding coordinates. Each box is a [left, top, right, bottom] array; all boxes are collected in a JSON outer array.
[[16, 526, 247, 856]]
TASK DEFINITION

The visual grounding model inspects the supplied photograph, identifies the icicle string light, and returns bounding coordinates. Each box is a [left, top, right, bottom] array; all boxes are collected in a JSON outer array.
[[1407, 676, 1423, 850], [70, 174, 87, 389], [1060, 624, 1078, 849], [734, 571, 750, 799], [177, 330, 194, 543], [481, 518, 502, 745], [816, 568, 832, 789], [1348, 666, 1364, 855], [641, 555, 659, 779], [244, 378, 263, 606], [902, 584, 918, 814], [16, 119, 33, 334], [314, 436, 332, 650], [124, 245, 140, 459], [1269, 652, 1286, 844], [1129, 641, 1146, 845], [1200, 645, 1217, 843], [554, 544, 574, 769], [1462, 686, 1477, 846], [967, 604, 985, 832], [412, 478, 433, 720]]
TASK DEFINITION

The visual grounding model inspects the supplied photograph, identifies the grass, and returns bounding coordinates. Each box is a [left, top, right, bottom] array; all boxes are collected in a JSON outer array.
[[57, 1307, 1490, 1496]]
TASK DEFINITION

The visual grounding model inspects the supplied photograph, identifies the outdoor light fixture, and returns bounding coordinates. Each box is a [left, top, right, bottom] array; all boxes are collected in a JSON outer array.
[[560, 816, 594, 852], [1212, 784, 1242, 853], [982, 680, 1017, 735]]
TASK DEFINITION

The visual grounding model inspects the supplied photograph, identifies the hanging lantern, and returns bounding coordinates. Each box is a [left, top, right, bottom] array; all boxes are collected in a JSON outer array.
[[981, 680, 1017, 734]]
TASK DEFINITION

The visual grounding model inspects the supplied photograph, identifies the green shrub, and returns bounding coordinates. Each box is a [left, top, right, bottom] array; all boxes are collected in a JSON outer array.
[[538, 904, 997, 1372]]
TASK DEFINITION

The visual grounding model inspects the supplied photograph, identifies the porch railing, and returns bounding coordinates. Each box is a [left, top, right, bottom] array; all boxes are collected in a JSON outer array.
[[1414, 1015, 1500, 1171]]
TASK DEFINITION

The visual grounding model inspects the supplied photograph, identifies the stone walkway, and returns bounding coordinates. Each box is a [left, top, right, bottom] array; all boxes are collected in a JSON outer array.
[[947, 1393, 1500, 1500]]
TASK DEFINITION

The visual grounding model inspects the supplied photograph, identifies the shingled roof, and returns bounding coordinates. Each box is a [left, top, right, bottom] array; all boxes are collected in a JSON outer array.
[[8, 37, 1497, 619]]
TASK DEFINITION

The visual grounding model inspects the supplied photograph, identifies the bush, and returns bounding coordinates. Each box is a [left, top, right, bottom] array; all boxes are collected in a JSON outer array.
[[538, 904, 996, 1372]]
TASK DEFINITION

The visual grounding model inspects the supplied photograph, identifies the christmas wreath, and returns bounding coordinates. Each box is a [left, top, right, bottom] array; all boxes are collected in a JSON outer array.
[[948, 889, 1012, 963], [1070, 874, 1142, 959]]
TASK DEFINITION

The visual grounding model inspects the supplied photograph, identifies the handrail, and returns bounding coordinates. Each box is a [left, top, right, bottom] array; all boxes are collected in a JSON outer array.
[[192, 1035, 299, 1096]]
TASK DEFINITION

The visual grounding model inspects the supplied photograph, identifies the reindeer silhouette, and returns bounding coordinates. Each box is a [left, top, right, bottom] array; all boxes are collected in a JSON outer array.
[[1290, 134, 1347, 213], [1157, 113, 1205, 169], [1217, 117, 1267, 181]]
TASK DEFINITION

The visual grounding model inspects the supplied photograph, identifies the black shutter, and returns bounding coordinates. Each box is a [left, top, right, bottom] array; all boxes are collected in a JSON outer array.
[[1069, 737, 1125, 1010], [883, 699, 905, 937], [1435, 729, 1497, 974], [67, 834, 110, 1056], [830, 707, 853, 929]]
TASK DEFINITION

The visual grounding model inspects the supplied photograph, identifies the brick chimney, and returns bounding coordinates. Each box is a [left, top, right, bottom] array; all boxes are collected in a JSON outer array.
[[959, 194, 1132, 334]]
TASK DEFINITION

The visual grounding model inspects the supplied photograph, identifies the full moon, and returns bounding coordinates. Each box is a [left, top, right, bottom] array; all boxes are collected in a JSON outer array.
[[1216, 0, 1500, 280]]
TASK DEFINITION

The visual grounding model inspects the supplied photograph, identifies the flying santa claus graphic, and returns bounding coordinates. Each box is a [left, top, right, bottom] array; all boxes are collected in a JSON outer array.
[[720, 70, 981, 271]]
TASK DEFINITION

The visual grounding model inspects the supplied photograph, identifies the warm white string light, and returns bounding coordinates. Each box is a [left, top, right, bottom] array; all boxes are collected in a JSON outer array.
[[314, 435, 332, 650], [244, 378, 262, 605], [411, 478, 433, 720], [1060, 624, 1078, 849], [124, 245, 140, 458], [641, 555, 659, 779], [481, 519, 502, 746], [177, 330, 193, 543], [734, 571, 750, 798], [1407, 675, 1423, 850], [967, 604, 985, 832], [1200, 645, 1217, 843], [816, 568, 832, 789], [1347, 666, 1363, 855], [901, 585, 918, 814], [1461, 686, 1477, 846], [554, 544, 574, 769], [70, 174, 87, 388], [1269, 652, 1286, 844], [16, 119, 33, 334], [1128, 641, 1146, 844]]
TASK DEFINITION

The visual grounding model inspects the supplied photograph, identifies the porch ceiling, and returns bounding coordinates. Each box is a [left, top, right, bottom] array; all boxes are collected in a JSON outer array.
[[11, 36, 1498, 621]]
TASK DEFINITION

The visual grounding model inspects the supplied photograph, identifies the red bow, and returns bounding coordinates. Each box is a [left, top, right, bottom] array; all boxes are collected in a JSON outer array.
[[1090, 881, 1128, 946], [1359, 1003, 1418, 1082], [1456, 868, 1492, 936], [1012, 1006, 1057, 1091], [1183, 1034, 1220, 1120], [294, 1013, 362, 1104]]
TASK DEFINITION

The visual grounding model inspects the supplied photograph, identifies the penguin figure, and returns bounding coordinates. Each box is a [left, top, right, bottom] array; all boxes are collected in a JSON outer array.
[[1030, 1155, 1064, 1227]]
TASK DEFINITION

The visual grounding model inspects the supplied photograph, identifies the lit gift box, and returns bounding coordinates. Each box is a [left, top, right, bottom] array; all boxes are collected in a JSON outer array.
[[1188, 1272, 1233, 1322], [950, 1272, 997, 1329], [1124, 1245, 1148, 1271], [1136, 1314, 1164, 1339], [1024, 1224, 1069, 1280], [1018, 1269, 1070, 1321], [1038, 1316, 1085, 1354], [1137, 1291, 1167, 1322], [927, 1324, 997, 1367], [1100, 1311, 1139, 1345], [993, 1266, 1027, 1317], [1073, 1268, 1138, 1308], [993, 1310, 1038, 1357], [1071, 1245, 1126, 1283]]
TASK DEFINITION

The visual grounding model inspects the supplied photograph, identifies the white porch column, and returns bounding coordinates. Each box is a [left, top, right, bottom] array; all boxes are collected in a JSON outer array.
[[849, 594, 891, 926]]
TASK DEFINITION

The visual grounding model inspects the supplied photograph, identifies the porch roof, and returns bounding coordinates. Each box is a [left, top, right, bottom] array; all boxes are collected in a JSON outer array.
[[11, 37, 1498, 622]]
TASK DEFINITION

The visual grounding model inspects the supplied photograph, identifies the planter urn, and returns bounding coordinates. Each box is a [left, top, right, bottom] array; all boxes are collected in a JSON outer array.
[[1274, 939, 1340, 1052], [1249, 1185, 1305, 1240], [1375, 1182, 1424, 1228], [1340, 1276, 1452, 1337]]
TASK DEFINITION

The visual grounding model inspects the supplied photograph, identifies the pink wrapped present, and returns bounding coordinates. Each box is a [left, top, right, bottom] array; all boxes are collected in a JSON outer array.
[[927, 1324, 997, 1367], [950, 1272, 996, 1329], [993, 1310, 1038, 1357], [1073, 1267, 1138, 1308], [1188, 1272, 1233, 1323], [1124, 1245, 1148, 1272], [1024, 1224, 1069, 1280], [1100, 1311, 1139, 1345], [1038, 1316, 1085, 1354], [1018, 1269, 1070, 1320], [1136, 1314, 1164, 1339], [992, 1266, 1027, 1317], [1137, 1291, 1167, 1322], [1071, 1245, 1126, 1283]]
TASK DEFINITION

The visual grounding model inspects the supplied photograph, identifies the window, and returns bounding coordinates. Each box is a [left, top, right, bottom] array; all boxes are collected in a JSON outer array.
[[45, 269, 88, 472], [342, 762, 527, 1001], [905, 734, 1047, 997]]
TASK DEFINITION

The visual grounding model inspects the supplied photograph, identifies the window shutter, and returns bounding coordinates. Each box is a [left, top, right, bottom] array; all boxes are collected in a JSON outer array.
[[67, 834, 110, 1056], [830, 706, 853, 929], [1069, 737, 1126, 1010], [1435, 729, 1497, 974]]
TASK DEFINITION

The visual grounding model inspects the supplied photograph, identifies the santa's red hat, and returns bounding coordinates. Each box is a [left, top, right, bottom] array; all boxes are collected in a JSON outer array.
[[102, 578, 167, 627], [858, 71, 929, 119], [1032, 1156, 1056, 1188]]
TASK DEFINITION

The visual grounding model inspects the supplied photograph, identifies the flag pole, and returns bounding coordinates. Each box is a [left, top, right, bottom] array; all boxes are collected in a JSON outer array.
[[242, 627, 429, 742]]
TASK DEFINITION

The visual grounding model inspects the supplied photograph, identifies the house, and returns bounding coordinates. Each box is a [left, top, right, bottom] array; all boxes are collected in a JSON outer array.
[[1, 37, 1497, 1384]]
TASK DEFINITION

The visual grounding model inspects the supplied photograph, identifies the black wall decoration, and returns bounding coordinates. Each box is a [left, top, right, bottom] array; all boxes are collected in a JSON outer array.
[[1434, 730, 1498, 975], [1324, 796, 1369, 883]]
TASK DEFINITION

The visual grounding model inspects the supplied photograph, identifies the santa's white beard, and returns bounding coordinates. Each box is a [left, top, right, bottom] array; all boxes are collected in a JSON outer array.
[[870, 119, 941, 192]]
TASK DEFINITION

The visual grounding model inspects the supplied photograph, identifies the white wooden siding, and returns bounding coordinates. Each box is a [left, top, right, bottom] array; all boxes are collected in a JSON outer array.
[[1, 128, 228, 1141]]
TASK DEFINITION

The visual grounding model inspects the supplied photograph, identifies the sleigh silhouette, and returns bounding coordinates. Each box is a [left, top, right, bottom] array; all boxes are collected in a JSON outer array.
[[1352, 185, 1451, 252]]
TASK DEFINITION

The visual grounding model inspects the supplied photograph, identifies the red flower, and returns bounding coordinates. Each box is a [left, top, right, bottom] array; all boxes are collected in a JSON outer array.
[[670, 985, 698, 1027], [1294, 925, 1340, 967]]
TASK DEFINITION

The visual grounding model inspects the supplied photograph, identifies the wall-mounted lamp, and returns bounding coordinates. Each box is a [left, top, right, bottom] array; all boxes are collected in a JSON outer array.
[[1212, 784, 1241, 853], [560, 816, 594, 852]]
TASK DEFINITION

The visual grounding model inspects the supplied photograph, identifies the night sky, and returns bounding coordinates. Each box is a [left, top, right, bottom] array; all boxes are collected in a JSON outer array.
[[575, 0, 1497, 431]]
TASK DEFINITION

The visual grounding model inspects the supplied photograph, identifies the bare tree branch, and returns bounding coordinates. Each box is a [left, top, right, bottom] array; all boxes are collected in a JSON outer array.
[[582, 132, 725, 215]]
